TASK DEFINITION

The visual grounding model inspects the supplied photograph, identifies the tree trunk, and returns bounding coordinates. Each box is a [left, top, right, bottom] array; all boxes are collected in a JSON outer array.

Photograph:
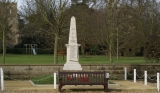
[[2, 30, 5, 64], [109, 39, 113, 63], [81, 41, 85, 58], [54, 34, 58, 64]]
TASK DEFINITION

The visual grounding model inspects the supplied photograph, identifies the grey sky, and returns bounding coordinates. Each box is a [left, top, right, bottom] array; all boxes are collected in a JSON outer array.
[[17, 0, 160, 9], [17, 0, 24, 8]]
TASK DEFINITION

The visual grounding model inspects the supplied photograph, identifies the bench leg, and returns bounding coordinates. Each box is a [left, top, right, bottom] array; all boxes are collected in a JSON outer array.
[[104, 84, 108, 92], [58, 85, 62, 92]]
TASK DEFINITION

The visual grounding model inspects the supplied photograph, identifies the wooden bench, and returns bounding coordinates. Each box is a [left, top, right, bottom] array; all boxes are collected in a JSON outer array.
[[58, 71, 109, 92]]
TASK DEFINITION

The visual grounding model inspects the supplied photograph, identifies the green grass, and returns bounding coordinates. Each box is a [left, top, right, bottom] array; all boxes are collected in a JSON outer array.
[[31, 75, 54, 84], [31, 75, 115, 84], [79, 56, 145, 64], [0, 54, 63, 65], [0, 54, 147, 65]]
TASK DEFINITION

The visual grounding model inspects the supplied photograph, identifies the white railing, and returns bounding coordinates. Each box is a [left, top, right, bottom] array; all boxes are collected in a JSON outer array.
[[124, 67, 127, 80], [134, 69, 136, 83], [54, 73, 56, 89], [30, 73, 57, 89], [0, 68, 4, 91], [144, 71, 147, 85], [157, 73, 159, 91], [124, 67, 159, 91]]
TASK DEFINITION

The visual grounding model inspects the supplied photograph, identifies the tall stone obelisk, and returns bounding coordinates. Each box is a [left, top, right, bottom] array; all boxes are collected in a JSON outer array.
[[63, 16, 82, 70]]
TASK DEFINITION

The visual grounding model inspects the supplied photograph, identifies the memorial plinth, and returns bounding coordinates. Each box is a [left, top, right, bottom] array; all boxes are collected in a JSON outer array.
[[63, 16, 82, 70]]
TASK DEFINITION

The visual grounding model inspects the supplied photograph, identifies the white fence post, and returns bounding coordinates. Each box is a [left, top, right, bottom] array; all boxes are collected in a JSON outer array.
[[144, 71, 147, 85], [0, 68, 4, 91], [54, 73, 56, 89], [134, 69, 136, 83], [124, 67, 127, 80], [157, 73, 159, 91]]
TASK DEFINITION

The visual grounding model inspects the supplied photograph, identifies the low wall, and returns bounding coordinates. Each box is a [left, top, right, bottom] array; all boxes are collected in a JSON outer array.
[[1, 64, 160, 80]]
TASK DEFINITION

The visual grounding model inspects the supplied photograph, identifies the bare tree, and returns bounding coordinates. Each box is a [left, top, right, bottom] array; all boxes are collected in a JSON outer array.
[[20, 0, 70, 64], [144, 34, 160, 63], [120, 0, 160, 56], [0, 0, 17, 64], [93, 0, 122, 62], [69, 0, 97, 57]]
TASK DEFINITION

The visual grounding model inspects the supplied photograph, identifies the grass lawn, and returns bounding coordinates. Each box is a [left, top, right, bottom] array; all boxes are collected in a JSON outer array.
[[0, 54, 147, 65], [31, 75, 54, 84]]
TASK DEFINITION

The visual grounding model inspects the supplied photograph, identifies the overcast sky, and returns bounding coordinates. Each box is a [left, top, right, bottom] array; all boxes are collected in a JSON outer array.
[[17, 0, 160, 9], [17, 0, 24, 9]]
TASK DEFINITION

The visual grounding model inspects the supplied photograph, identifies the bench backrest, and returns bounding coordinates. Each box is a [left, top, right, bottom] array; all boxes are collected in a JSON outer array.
[[58, 71, 108, 85]]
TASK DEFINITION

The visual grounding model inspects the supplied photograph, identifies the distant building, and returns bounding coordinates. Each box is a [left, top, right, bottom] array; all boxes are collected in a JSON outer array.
[[0, 2, 19, 49]]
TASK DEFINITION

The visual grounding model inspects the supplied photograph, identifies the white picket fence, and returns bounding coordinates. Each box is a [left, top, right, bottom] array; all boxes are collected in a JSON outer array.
[[124, 67, 159, 91], [0, 68, 4, 91]]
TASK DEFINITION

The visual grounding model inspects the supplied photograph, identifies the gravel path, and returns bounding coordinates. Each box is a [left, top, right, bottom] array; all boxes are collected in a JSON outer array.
[[0, 90, 159, 93], [2, 80, 158, 93]]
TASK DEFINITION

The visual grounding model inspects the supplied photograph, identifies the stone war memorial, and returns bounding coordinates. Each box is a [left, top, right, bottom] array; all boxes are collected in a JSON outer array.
[[63, 16, 82, 70], [59, 16, 109, 92]]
